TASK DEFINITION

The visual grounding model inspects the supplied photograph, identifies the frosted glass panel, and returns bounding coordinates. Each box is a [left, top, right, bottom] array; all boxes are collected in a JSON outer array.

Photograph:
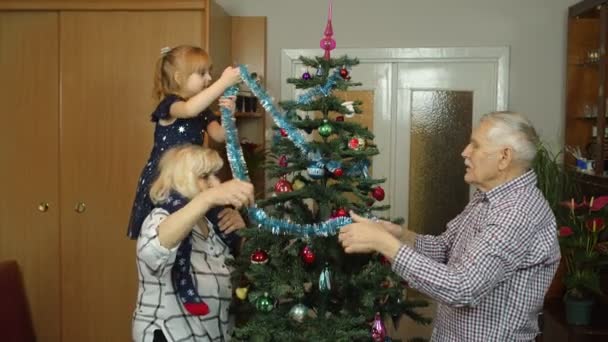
[[408, 90, 472, 235]]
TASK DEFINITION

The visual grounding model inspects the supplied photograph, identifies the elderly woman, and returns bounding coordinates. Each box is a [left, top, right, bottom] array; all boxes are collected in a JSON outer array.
[[132, 144, 254, 342]]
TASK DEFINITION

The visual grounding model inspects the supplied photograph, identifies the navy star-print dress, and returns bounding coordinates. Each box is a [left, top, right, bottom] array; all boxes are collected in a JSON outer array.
[[127, 94, 218, 239]]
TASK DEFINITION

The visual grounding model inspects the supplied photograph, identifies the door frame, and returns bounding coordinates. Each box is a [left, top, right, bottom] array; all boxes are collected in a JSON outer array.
[[281, 47, 510, 217], [281, 47, 509, 110]]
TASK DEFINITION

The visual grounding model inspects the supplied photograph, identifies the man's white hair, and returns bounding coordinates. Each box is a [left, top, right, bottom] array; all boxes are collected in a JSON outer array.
[[480, 111, 539, 168]]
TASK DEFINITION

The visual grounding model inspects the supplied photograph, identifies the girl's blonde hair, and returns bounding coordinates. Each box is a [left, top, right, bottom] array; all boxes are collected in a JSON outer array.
[[153, 45, 211, 100], [149, 144, 224, 204]]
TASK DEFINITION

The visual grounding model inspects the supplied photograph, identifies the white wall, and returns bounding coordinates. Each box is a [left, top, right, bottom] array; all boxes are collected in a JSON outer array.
[[216, 0, 580, 147]]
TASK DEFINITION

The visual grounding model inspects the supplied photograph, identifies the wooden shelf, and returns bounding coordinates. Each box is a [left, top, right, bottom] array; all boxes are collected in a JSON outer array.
[[235, 111, 263, 119], [573, 116, 608, 120], [571, 168, 608, 195], [566, 0, 607, 178], [573, 61, 600, 67]]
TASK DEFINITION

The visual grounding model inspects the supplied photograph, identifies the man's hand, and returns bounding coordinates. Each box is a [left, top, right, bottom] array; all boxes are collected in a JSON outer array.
[[338, 211, 402, 259], [349, 212, 402, 237], [349, 212, 417, 247]]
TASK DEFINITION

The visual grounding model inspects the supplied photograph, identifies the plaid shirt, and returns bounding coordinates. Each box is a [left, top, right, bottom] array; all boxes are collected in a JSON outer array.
[[133, 208, 234, 342], [392, 170, 560, 341]]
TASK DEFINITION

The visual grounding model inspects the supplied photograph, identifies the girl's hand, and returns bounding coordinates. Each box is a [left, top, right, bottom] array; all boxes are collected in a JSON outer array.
[[219, 66, 242, 87], [219, 96, 236, 113], [217, 208, 246, 234]]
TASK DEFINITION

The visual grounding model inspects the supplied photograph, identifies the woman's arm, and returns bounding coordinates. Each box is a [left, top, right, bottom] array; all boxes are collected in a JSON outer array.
[[158, 179, 254, 249], [157, 194, 213, 249]]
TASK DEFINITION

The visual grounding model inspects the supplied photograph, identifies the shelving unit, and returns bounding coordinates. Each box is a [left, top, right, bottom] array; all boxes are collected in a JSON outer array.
[[208, 16, 267, 197], [565, 0, 608, 194]]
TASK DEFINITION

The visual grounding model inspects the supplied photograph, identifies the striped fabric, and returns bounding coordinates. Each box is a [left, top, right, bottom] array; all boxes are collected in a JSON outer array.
[[392, 170, 560, 341], [133, 208, 234, 342]]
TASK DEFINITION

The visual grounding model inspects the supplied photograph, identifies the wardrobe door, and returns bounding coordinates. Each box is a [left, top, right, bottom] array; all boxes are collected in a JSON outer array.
[[0, 11, 61, 342], [59, 11, 204, 342]]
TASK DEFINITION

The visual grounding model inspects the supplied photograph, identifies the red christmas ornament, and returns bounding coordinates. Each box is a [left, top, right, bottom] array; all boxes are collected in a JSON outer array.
[[348, 137, 365, 150], [274, 178, 293, 193], [378, 254, 390, 265], [279, 128, 288, 137], [278, 155, 288, 168], [300, 245, 316, 265], [339, 67, 349, 79], [335, 115, 345, 122], [251, 249, 269, 264], [371, 186, 385, 201], [333, 168, 344, 177], [334, 208, 348, 217]]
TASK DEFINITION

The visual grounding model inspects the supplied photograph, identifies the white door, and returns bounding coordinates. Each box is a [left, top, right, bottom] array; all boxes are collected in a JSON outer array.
[[281, 48, 508, 235], [391, 61, 501, 234]]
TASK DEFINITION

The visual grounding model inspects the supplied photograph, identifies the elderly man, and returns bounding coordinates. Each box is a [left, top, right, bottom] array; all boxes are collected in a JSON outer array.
[[339, 112, 560, 341]]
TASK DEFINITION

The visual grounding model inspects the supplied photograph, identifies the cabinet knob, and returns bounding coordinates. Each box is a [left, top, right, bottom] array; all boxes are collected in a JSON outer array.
[[37, 202, 50, 213], [74, 202, 87, 213]]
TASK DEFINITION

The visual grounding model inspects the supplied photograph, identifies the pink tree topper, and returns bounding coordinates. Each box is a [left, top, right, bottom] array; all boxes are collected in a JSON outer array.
[[319, 0, 336, 60]]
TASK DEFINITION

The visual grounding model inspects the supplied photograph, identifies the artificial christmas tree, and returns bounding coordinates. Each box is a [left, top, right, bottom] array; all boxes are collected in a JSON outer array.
[[229, 54, 430, 341], [217, 4, 431, 341]]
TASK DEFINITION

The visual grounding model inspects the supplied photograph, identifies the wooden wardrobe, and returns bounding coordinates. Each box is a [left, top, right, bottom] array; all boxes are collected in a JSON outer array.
[[0, 1, 232, 341]]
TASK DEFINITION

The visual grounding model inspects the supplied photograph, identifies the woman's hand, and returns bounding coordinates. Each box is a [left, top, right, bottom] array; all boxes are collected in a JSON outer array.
[[203, 179, 254, 209], [217, 208, 246, 234]]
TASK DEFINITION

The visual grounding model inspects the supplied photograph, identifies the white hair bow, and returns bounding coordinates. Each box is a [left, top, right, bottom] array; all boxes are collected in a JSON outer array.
[[160, 46, 171, 56]]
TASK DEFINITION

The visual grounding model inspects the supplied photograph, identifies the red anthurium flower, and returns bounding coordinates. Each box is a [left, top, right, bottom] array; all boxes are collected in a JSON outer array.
[[559, 226, 574, 237], [585, 218, 605, 233], [590, 196, 608, 212]]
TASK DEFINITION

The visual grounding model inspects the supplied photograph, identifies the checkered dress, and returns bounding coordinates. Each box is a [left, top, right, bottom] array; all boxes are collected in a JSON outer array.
[[133, 208, 234, 342], [392, 171, 560, 341]]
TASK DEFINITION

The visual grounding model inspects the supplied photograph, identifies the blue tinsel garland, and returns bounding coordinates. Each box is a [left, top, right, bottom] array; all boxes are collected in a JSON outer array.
[[219, 67, 354, 236]]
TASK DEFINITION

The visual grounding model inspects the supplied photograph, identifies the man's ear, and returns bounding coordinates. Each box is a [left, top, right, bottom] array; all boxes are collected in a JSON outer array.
[[498, 147, 514, 171]]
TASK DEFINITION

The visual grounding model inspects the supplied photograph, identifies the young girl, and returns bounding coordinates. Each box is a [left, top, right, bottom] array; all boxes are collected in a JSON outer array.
[[127, 45, 241, 240], [133, 144, 254, 342]]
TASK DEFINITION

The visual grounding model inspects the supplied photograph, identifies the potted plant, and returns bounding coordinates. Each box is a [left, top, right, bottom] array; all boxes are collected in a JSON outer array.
[[532, 143, 578, 212], [557, 196, 608, 325], [532, 143, 582, 298]]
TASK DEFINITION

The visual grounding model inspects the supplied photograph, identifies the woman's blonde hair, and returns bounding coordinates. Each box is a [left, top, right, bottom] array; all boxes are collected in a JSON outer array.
[[149, 144, 224, 204], [153, 45, 211, 100]]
